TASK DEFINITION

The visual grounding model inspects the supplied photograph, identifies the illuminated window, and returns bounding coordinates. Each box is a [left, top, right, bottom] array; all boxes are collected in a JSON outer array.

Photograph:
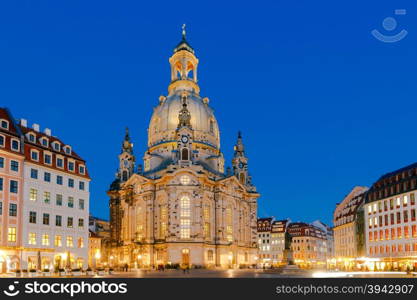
[[226, 207, 233, 242], [42, 234, 49, 246], [78, 237, 84, 248], [8, 227, 16, 242], [160, 206, 167, 238], [55, 235, 62, 247], [403, 195, 408, 205], [180, 195, 191, 239], [180, 219, 191, 239], [29, 188, 37, 201], [203, 206, 210, 238], [66, 236, 73, 247], [180, 195, 190, 217], [44, 191, 50, 204], [180, 175, 190, 185], [28, 232, 36, 245]]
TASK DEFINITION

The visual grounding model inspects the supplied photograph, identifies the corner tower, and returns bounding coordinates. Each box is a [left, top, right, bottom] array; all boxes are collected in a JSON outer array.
[[118, 127, 135, 182]]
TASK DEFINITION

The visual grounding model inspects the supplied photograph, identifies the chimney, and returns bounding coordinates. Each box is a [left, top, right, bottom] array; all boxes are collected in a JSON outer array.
[[32, 123, 40, 132], [44, 128, 51, 136], [20, 119, 28, 127]]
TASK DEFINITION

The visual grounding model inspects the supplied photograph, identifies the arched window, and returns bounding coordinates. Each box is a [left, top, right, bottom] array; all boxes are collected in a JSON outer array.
[[122, 170, 128, 181], [209, 119, 214, 134], [181, 148, 189, 161], [136, 206, 144, 241], [203, 205, 210, 238], [180, 195, 191, 239], [160, 205, 167, 238]]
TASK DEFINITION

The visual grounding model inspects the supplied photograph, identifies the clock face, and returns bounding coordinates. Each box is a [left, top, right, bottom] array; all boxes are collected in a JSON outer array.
[[181, 135, 189, 144], [124, 160, 129, 167]]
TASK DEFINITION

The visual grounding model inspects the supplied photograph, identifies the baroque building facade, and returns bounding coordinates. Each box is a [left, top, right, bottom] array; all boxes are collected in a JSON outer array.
[[108, 29, 259, 269]]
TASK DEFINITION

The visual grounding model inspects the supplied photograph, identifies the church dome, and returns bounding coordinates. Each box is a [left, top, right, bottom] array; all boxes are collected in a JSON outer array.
[[148, 92, 220, 149]]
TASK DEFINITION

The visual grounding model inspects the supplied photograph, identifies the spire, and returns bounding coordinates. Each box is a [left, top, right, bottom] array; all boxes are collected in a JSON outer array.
[[177, 93, 192, 129], [234, 131, 245, 157], [182, 23, 186, 40], [122, 127, 133, 154], [173, 24, 194, 54]]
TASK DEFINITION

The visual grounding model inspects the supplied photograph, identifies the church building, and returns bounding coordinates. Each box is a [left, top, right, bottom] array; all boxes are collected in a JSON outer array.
[[108, 27, 259, 268]]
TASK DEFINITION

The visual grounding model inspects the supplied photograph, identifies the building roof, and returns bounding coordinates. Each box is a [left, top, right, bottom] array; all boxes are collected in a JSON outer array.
[[334, 186, 367, 226], [366, 161, 417, 203], [287, 222, 326, 239]]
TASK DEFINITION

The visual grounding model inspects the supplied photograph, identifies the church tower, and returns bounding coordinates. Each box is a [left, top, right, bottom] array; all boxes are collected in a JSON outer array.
[[232, 131, 249, 185], [118, 127, 135, 182]]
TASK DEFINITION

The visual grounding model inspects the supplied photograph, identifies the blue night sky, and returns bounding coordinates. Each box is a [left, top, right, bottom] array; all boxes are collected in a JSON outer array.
[[0, 1, 416, 225]]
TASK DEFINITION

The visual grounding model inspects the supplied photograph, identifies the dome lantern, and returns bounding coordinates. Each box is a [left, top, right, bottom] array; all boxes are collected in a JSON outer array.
[[168, 24, 199, 95]]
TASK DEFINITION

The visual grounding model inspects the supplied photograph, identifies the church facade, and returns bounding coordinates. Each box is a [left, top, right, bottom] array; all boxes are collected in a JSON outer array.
[[108, 29, 259, 268]]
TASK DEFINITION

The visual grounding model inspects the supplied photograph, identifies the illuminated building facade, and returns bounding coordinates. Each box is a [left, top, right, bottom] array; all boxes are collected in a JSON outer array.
[[0, 108, 90, 273], [0, 108, 25, 273], [365, 162, 417, 271], [333, 186, 368, 269], [108, 28, 259, 269], [287, 222, 328, 268], [257, 218, 288, 267]]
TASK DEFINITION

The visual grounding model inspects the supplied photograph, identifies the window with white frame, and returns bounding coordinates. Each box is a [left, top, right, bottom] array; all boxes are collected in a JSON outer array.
[[79, 165, 85, 174], [11, 139, 19, 151], [28, 133, 36, 143], [44, 153, 52, 165], [56, 157, 64, 168], [52, 142, 60, 151], [0, 119, 9, 129], [68, 161, 75, 172], [64, 146, 71, 155], [40, 138, 48, 147], [0, 135, 4, 147], [31, 150, 39, 161]]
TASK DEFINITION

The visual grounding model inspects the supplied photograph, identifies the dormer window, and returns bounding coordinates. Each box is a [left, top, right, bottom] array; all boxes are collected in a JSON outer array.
[[79, 165, 85, 175], [52, 142, 61, 152], [40, 138, 49, 147], [68, 161, 75, 172], [0, 119, 9, 129], [28, 133, 36, 143], [64, 146, 71, 155]]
